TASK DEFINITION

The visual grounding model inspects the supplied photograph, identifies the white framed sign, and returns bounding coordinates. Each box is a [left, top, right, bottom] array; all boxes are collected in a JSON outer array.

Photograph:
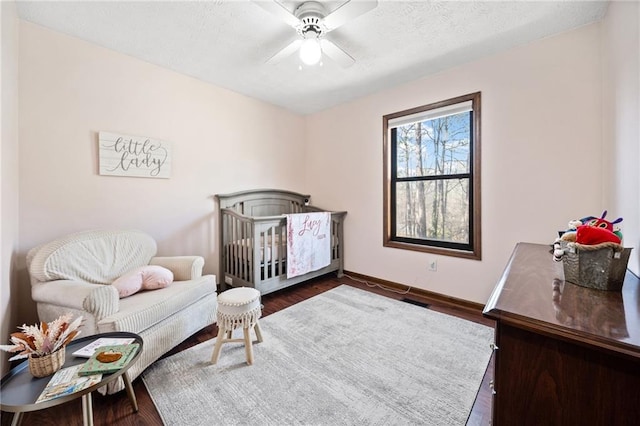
[[99, 132, 171, 178]]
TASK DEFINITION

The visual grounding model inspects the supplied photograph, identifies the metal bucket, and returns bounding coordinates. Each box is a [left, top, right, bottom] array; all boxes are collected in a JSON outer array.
[[562, 242, 632, 291]]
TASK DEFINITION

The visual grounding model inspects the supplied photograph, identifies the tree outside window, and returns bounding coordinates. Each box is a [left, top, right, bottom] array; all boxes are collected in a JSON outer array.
[[383, 92, 481, 259]]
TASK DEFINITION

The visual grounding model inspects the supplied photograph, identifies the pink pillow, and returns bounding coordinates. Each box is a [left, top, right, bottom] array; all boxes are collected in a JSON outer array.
[[112, 270, 143, 298], [112, 266, 174, 298], [140, 265, 174, 290]]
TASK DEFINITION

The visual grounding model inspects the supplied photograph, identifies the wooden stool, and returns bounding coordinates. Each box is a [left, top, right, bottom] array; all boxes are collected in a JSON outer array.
[[210, 287, 263, 365]]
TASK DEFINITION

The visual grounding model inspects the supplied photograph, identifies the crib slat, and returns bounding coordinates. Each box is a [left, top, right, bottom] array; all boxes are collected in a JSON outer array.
[[332, 219, 337, 260], [227, 214, 232, 275], [227, 214, 232, 277], [239, 217, 244, 279], [334, 217, 341, 260], [242, 220, 247, 282], [236, 218, 240, 281], [247, 221, 251, 283], [269, 227, 276, 279], [262, 228, 267, 279], [225, 213, 231, 276], [280, 225, 286, 276], [251, 225, 264, 285], [233, 216, 238, 278], [222, 213, 228, 277], [237, 219, 241, 282], [239, 220, 243, 282]]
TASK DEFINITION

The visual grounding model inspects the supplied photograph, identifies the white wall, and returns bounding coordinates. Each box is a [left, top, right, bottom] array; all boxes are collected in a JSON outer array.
[[1, 0, 20, 375], [17, 22, 306, 324], [306, 24, 604, 303], [602, 1, 640, 275]]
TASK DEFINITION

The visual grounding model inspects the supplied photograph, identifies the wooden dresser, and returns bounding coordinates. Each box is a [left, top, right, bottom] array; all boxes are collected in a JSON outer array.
[[483, 242, 640, 425]]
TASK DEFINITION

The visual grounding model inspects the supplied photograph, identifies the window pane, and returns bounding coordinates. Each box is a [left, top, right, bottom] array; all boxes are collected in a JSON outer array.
[[394, 112, 470, 178], [395, 179, 469, 244]]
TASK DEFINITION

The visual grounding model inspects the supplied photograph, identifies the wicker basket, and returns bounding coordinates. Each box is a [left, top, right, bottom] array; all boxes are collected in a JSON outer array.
[[29, 346, 66, 378], [562, 242, 632, 291]]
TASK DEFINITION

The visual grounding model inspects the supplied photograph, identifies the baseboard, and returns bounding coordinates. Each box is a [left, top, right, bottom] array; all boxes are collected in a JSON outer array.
[[342, 270, 486, 316]]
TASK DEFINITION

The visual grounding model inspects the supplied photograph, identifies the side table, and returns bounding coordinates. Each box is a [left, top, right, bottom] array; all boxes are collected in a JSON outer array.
[[1, 331, 143, 426]]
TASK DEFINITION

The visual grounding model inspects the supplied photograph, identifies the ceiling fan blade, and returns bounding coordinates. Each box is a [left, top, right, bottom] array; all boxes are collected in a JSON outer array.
[[266, 39, 302, 64], [323, 0, 378, 32], [320, 39, 355, 68], [252, 0, 299, 28]]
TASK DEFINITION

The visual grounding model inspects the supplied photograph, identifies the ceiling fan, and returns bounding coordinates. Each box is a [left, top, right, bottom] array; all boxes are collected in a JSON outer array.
[[253, 0, 379, 68]]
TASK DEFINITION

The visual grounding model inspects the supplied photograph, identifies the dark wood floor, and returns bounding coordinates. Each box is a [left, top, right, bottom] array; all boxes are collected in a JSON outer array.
[[1, 275, 494, 425]]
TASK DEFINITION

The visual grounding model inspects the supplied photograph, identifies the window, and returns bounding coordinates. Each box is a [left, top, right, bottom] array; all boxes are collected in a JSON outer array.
[[383, 92, 481, 260]]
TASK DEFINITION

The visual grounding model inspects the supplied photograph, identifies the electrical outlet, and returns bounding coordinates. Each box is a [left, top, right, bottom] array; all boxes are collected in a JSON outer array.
[[428, 259, 437, 272]]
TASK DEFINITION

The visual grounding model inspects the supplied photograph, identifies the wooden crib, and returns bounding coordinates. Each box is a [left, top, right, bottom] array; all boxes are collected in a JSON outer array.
[[216, 189, 347, 295]]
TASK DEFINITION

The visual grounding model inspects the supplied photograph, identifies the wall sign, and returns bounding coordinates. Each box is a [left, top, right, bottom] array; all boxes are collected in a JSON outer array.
[[99, 132, 171, 179]]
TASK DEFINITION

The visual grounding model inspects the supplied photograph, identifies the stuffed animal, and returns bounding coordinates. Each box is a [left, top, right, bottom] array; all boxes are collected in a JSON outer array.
[[575, 211, 623, 245], [553, 211, 624, 261], [560, 211, 623, 244], [576, 224, 621, 245]]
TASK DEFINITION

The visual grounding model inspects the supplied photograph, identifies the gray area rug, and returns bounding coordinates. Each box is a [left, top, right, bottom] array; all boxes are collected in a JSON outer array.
[[142, 285, 493, 425]]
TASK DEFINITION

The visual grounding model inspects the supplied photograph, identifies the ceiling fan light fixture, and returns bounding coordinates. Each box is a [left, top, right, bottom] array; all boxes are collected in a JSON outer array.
[[299, 32, 322, 66], [257, 0, 377, 68]]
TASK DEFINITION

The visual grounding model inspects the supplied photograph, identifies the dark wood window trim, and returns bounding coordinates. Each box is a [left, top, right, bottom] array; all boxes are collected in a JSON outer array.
[[383, 92, 482, 260]]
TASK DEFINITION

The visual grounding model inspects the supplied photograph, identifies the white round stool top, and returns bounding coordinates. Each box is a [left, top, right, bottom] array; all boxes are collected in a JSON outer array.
[[218, 287, 260, 306]]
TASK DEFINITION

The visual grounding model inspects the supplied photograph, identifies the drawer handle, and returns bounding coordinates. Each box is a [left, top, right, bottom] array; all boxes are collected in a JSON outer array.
[[490, 343, 499, 351]]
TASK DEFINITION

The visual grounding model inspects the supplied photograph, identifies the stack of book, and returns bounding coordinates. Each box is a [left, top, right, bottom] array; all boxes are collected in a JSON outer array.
[[35, 338, 140, 404]]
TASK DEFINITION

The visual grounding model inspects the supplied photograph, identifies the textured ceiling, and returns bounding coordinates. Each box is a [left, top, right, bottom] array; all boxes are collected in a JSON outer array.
[[16, 0, 609, 115]]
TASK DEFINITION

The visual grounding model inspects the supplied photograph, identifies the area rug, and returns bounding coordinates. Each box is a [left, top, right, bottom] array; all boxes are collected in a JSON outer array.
[[142, 285, 494, 425]]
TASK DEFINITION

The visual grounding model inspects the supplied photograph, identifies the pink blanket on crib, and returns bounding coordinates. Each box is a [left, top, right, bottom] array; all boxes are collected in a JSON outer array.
[[286, 212, 331, 278]]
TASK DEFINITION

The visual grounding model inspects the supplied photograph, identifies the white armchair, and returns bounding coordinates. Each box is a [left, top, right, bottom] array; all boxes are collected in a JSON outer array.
[[26, 229, 218, 393]]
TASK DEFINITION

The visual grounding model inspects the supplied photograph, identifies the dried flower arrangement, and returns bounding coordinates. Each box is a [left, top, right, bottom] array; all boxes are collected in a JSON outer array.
[[0, 314, 83, 361]]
